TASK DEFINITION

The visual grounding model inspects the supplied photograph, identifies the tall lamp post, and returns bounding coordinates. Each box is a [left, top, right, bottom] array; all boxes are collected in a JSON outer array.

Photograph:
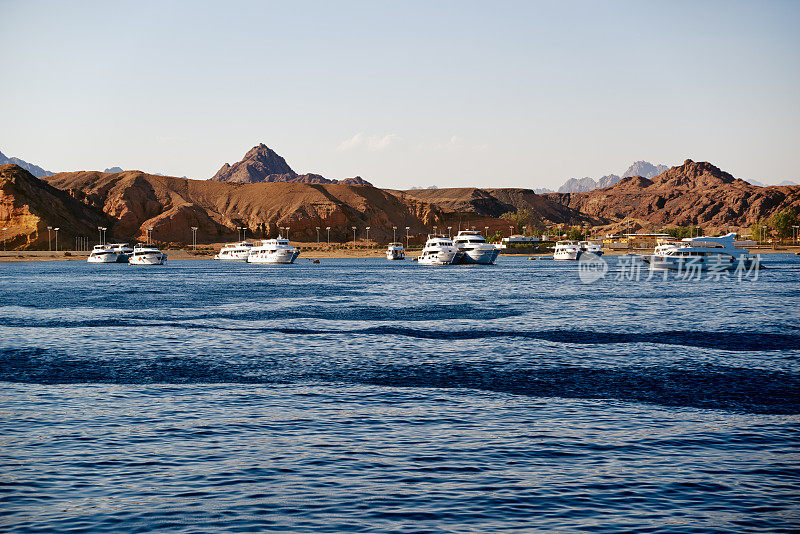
[[485, 226, 489, 240], [392, 226, 397, 242], [352, 227, 357, 249], [365, 226, 370, 244], [97, 226, 103, 246], [54, 227, 60, 252], [509, 225, 514, 237], [47, 226, 52, 251], [191, 227, 198, 250], [2, 227, 6, 252], [146, 226, 153, 245], [447, 226, 452, 238], [316, 226, 320, 244], [793, 225, 799, 245], [326, 226, 331, 246], [405, 226, 410, 249]]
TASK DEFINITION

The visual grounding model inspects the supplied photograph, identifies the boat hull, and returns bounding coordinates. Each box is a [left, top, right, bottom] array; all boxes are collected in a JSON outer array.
[[213, 253, 250, 261], [129, 254, 167, 265], [247, 251, 300, 264], [417, 251, 457, 265], [87, 253, 129, 263], [454, 247, 500, 265], [553, 251, 582, 260]]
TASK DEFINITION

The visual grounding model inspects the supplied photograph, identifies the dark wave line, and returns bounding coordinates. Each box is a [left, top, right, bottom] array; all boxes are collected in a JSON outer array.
[[1, 348, 798, 414], [2, 319, 798, 351]]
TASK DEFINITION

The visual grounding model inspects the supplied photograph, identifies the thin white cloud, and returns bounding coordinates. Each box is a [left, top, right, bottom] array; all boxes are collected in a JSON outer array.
[[337, 132, 401, 152], [337, 133, 365, 151]]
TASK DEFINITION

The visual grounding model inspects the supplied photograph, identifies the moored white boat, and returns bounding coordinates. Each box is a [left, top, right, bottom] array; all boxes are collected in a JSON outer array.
[[452, 230, 500, 265], [246, 236, 300, 264], [386, 242, 405, 260], [417, 235, 458, 265], [642, 233, 758, 270], [578, 241, 604, 257], [553, 241, 582, 260], [214, 241, 254, 260], [87, 243, 133, 263], [129, 244, 167, 265]]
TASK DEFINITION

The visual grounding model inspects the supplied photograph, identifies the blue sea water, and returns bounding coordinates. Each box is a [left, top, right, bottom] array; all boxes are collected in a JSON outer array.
[[1, 255, 799, 533]]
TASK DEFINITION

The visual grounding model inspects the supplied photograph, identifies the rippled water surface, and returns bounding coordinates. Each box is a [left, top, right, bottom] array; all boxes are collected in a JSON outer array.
[[2, 255, 799, 532]]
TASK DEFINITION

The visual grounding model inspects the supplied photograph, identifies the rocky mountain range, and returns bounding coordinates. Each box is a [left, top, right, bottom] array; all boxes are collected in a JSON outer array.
[[0, 150, 54, 179], [1, 161, 592, 249], [545, 159, 800, 228], [211, 143, 372, 186], [3, 144, 800, 250]]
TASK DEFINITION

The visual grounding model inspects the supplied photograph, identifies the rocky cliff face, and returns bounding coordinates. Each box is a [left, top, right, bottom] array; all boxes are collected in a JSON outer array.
[[0, 164, 111, 249], [546, 159, 800, 228], [211, 144, 373, 186]]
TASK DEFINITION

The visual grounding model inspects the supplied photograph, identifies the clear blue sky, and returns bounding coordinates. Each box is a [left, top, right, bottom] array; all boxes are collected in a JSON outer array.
[[2, 0, 798, 188]]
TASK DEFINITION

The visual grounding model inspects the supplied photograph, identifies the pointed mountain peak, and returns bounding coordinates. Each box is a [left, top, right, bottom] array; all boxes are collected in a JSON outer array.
[[654, 160, 736, 187], [211, 144, 296, 183]]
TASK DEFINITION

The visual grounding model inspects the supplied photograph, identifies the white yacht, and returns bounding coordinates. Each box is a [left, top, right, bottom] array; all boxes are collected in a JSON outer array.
[[452, 230, 500, 265], [87, 243, 133, 263], [642, 233, 757, 270], [579, 241, 604, 256], [214, 241, 254, 260], [417, 235, 458, 265], [553, 241, 582, 260], [386, 242, 405, 260], [129, 244, 167, 265], [247, 236, 300, 264]]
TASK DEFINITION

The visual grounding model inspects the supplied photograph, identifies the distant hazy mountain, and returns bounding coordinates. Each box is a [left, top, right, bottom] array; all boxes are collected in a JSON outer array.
[[557, 177, 597, 193], [0, 150, 54, 178], [556, 174, 621, 193], [553, 161, 666, 193], [597, 174, 621, 188], [777, 180, 799, 187], [534, 187, 555, 194], [104, 166, 124, 173], [621, 161, 669, 180]]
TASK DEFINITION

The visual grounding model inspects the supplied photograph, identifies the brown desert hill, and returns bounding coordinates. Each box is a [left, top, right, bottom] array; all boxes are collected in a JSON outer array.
[[393, 187, 599, 225], [41, 169, 597, 247], [44, 169, 439, 244], [211, 143, 372, 186], [0, 164, 112, 250], [545, 159, 800, 229]]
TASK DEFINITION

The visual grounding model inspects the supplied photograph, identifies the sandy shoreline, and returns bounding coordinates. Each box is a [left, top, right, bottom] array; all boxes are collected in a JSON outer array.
[[2, 245, 799, 263]]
